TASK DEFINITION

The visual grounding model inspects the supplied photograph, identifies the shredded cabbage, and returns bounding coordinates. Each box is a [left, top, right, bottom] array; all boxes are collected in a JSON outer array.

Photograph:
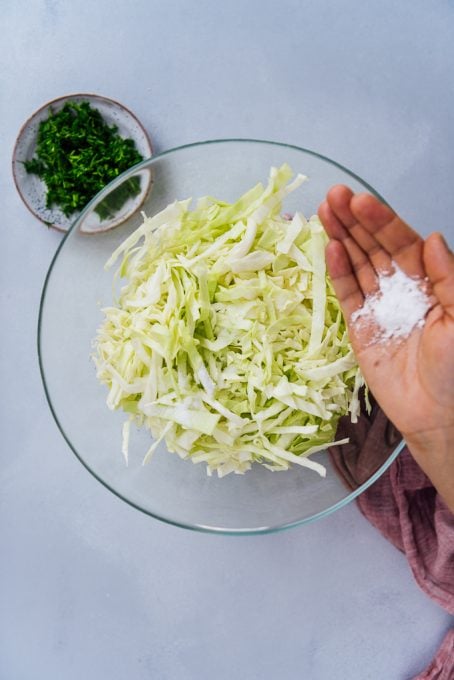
[[94, 164, 364, 477]]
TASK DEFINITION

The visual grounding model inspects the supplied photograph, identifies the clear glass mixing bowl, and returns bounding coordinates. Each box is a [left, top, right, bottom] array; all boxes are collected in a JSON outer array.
[[38, 140, 404, 534]]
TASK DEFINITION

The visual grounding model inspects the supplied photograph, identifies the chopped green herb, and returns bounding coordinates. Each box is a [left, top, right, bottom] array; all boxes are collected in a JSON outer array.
[[24, 101, 144, 218], [95, 176, 142, 221]]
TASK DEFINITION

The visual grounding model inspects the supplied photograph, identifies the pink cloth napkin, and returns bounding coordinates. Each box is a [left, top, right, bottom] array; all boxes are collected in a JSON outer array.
[[329, 400, 454, 679]]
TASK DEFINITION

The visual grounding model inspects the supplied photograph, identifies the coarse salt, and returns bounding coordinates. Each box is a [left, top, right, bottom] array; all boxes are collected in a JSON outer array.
[[351, 262, 431, 342]]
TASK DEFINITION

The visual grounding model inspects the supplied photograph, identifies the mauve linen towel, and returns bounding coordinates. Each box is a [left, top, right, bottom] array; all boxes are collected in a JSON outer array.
[[329, 402, 454, 679]]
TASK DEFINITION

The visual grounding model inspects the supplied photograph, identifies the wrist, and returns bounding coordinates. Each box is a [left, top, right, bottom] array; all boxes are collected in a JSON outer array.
[[403, 425, 453, 458], [403, 425, 454, 513]]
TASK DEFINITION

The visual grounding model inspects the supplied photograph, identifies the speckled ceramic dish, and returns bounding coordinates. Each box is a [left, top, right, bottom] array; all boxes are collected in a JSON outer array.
[[12, 93, 153, 233]]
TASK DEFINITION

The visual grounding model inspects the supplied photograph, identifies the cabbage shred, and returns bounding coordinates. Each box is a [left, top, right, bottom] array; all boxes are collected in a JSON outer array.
[[94, 165, 364, 477]]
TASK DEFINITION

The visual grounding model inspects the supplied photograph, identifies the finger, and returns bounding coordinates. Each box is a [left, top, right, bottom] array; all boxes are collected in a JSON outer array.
[[318, 199, 348, 240], [350, 194, 425, 278], [326, 185, 392, 275], [423, 233, 454, 319], [320, 190, 379, 296], [325, 239, 364, 319]]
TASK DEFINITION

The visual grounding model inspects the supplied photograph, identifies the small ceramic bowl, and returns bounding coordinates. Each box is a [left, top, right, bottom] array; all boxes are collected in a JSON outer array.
[[12, 93, 153, 233]]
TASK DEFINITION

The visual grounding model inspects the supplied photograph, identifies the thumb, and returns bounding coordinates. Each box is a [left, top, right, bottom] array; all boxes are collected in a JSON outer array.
[[423, 233, 454, 318]]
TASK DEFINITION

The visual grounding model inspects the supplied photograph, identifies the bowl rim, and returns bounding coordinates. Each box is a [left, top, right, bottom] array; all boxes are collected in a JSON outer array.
[[12, 92, 153, 232], [37, 138, 403, 535]]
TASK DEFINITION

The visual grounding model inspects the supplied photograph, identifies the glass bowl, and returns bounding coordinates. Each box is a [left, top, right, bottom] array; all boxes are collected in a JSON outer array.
[[38, 139, 404, 534]]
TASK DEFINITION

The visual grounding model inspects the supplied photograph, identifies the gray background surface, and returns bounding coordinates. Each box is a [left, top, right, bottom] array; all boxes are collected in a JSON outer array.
[[1, 1, 453, 679]]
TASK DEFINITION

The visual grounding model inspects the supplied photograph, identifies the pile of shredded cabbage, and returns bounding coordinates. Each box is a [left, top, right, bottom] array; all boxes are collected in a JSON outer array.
[[94, 164, 364, 477]]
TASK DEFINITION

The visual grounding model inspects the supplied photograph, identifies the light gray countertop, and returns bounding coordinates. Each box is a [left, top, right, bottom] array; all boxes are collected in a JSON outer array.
[[1, 2, 453, 678]]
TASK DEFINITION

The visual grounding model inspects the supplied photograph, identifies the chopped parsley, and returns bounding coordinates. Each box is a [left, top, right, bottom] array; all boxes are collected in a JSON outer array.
[[24, 101, 144, 218]]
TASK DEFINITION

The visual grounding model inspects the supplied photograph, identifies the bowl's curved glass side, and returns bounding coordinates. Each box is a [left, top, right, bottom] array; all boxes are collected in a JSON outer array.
[[38, 140, 401, 534]]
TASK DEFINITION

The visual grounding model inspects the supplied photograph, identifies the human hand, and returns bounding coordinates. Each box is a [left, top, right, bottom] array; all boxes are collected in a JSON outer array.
[[318, 187, 454, 509]]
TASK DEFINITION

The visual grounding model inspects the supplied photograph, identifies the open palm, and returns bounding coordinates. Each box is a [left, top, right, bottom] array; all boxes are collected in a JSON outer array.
[[318, 187, 454, 443]]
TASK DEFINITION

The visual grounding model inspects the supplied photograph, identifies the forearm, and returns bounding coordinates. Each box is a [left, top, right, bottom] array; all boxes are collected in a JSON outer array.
[[404, 426, 454, 513]]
